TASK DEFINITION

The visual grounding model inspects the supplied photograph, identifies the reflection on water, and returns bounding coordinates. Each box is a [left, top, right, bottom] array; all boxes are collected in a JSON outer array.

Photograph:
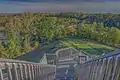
[[0, 1, 120, 13]]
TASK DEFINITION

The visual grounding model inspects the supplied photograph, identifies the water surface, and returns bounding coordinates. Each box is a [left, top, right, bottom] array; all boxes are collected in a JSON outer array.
[[0, 1, 120, 13]]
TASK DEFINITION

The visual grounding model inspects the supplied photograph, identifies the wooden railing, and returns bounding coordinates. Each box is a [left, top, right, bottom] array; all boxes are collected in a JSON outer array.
[[0, 58, 56, 80], [76, 49, 120, 80]]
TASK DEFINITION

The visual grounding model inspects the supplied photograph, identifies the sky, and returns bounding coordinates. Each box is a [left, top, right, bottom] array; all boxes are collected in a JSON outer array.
[[0, 0, 120, 13]]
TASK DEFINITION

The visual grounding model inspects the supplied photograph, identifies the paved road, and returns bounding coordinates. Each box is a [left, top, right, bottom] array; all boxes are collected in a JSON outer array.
[[56, 59, 77, 80]]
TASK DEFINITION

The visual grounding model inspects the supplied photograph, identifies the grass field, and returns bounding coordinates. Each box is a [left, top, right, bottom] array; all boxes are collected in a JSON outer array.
[[61, 38, 116, 55]]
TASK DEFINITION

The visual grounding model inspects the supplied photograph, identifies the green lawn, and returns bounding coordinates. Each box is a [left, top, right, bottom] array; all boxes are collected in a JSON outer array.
[[61, 38, 116, 55]]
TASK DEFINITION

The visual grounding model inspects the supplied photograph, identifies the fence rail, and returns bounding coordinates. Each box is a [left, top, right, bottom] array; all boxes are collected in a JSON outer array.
[[76, 49, 120, 80], [0, 58, 56, 80]]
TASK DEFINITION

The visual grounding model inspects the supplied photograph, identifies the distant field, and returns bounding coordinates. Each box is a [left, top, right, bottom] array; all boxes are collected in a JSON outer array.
[[61, 38, 116, 55]]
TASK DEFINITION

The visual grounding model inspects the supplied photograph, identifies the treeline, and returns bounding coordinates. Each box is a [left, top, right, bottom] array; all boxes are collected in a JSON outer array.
[[0, 12, 120, 58], [0, 12, 77, 58], [48, 12, 120, 28], [77, 22, 120, 47], [50, 12, 120, 47]]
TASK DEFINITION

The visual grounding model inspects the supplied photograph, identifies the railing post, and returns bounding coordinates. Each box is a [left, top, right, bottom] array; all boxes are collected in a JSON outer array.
[[35, 65, 38, 78], [27, 64, 32, 80], [11, 63, 19, 80], [7, 64, 13, 80], [31, 64, 35, 80], [0, 68, 4, 80], [23, 64, 28, 80], [34, 65, 36, 78], [17, 63, 24, 80], [38, 66, 41, 76], [35, 65, 38, 77]]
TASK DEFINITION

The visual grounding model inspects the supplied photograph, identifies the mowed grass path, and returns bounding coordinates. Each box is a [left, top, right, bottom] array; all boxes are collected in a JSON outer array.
[[61, 38, 116, 55]]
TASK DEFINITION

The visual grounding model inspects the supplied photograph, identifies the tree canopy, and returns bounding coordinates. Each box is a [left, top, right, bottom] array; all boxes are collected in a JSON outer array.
[[0, 12, 120, 58]]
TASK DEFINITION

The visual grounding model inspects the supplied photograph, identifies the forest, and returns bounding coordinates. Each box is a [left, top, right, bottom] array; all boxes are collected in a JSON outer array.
[[0, 12, 120, 58]]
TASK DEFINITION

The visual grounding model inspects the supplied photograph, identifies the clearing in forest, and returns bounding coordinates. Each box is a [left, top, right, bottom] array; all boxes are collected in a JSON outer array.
[[61, 38, 116, 55]]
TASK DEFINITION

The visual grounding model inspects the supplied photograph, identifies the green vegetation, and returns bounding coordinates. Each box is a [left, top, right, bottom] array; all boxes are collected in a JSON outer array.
[[0, 13, 77, 58], [0, 12, 119, 58], [61, 38, 115, 55]]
